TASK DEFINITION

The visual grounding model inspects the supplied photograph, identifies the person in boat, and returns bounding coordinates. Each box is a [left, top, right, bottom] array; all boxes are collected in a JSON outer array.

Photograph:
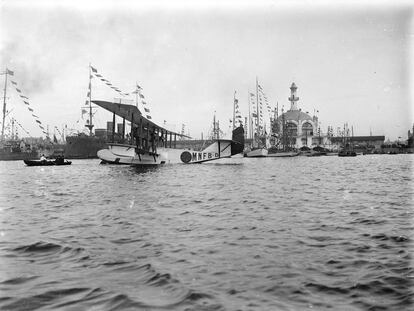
[[55, 155, 65, 164], [40, 154, 47, 162]]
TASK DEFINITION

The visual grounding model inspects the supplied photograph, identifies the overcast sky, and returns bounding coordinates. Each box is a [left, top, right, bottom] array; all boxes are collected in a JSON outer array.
[[0, 0, 413, 140]]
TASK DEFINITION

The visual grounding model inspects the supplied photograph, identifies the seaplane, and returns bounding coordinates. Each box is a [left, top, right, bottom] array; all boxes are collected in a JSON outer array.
[[92, 100, 245, 166]]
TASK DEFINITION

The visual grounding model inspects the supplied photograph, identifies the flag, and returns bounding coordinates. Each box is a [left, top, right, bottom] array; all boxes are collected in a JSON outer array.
[[28, 107, 33, 112], [32, 114, 38, 118], [53, 135, 58, 143], [24, 101, 29, 105], [139, 94, 145, 99], [82, 109, 87, 115], [20, 95, 28, 99], [11, 81, 17, 85], [96, 74, 102, 77], [146, 115, 152, 119], [36, 120, 41, 124], [15, 88, 21, 93], [6, 69, 14, 76], [144, 108, 150, 113], [91, 66, 97, 73]]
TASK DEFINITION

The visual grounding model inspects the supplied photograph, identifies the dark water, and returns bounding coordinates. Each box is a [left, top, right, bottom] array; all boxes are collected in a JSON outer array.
[[0, 155, 413, 311]]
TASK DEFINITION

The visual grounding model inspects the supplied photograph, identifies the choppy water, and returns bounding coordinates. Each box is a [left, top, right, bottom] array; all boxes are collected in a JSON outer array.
[[0, 155, 413, 311]]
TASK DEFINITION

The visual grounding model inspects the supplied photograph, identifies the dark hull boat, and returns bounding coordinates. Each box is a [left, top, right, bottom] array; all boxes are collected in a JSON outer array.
[[338, 150, 357, 157], [24, 160, 72, 166]]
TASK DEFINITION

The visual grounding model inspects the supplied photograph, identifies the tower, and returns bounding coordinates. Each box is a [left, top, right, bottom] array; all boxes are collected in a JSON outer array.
[[288, 82, 299, 111]]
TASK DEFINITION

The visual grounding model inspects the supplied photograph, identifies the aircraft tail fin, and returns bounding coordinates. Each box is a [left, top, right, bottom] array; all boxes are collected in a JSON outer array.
[[231, 125, 245, 155]]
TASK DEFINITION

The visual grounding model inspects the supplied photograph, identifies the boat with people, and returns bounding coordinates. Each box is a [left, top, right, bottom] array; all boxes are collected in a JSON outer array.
[[93, 99, 245, 166], [24, 156, 72, 166]]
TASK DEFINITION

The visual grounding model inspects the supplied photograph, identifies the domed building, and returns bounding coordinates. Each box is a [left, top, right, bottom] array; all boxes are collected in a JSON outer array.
[[273, 83, 319, 148]]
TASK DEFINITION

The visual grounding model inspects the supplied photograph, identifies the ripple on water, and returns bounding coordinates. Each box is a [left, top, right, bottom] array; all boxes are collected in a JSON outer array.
[[0, 156, 413, 310]]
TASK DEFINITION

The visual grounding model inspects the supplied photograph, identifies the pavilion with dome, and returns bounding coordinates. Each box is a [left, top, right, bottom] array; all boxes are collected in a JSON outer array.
[[273, 82, 320, 148]]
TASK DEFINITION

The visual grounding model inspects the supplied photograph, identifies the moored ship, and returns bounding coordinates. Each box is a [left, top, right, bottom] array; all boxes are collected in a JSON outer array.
[[65, 134, 107, 159], [0, 139, 38, 161]]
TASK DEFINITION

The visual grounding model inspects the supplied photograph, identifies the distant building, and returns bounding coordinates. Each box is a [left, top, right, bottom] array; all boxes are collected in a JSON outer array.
[[274, 83, 319, 148], [331, 136, 385, 152]]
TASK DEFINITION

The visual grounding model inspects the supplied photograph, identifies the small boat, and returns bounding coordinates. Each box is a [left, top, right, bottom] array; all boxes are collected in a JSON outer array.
[[338, 150, 357, 157], [24, 159, 72, 166], [245, 147, 268, 158]]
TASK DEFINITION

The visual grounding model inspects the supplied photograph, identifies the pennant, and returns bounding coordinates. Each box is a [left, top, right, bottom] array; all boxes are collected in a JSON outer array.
[[36, 120, 42, 124], [144, 108, 150, 113], [142, 101, 147, 105], [11, 81, 17, 85], [7, 69, 14, 76], [86, 91, 90, 97], [15, 88, 21, 93], [106, 82, 112, 86], [85, 100, 89, 105], [146, 115, 152, 119], [123, 93, 129, 96], [20, 95, 28, 99], [82, 109, 88, 115], [95, 74, 102, 77], [28, 107, 33, 112], [32, 114, 38, 118], [139, 94, 145, 99], [24, 101, 29, 105], [91, 66, 97, 73]]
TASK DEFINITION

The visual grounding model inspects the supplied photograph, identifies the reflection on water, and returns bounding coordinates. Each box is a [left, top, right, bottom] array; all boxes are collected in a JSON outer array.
[[0, 155, 413, 310]]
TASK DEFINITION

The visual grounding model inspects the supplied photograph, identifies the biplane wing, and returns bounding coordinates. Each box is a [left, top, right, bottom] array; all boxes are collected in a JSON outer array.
[[92, 100, 190, 138]]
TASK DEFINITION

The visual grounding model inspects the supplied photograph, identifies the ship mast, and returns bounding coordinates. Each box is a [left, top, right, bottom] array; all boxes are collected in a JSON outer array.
[[256, 77, 259, 138], [232, 91, 236, 130], [1, 68, 10, 142], [85, 64, 94, 136]]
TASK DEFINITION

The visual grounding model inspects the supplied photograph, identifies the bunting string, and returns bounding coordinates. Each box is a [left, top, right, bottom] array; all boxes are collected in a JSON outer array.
[[9, 76, 49, 136], [90, 65, 130, 97]]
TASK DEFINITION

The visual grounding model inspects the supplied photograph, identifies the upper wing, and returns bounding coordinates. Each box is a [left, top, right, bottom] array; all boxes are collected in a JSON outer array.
[[92, 100, 190, 138]]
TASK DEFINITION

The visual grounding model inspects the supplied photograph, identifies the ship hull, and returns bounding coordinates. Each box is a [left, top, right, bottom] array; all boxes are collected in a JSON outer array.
[[245, 148, 268, 158], [267, 151, 299, 157], [65, 135, 107, 159], [0, 151, 38, 161]]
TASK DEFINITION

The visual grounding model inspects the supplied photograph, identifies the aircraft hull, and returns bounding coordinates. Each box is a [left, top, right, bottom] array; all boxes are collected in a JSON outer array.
[[98, 140, 237, 166]]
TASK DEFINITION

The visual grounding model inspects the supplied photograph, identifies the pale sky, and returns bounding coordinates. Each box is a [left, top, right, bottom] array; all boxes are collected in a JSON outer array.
[[0, 0, 413, 140]]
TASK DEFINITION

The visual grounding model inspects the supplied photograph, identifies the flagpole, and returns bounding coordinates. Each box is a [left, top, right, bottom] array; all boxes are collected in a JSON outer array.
[[248, 91, 251, 141], [1, 68, 9, 142], [135, 82, 138, 108], [233, 91, 236, 130], [256, 77, 259, 139], [88, 64, 93, 136]]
